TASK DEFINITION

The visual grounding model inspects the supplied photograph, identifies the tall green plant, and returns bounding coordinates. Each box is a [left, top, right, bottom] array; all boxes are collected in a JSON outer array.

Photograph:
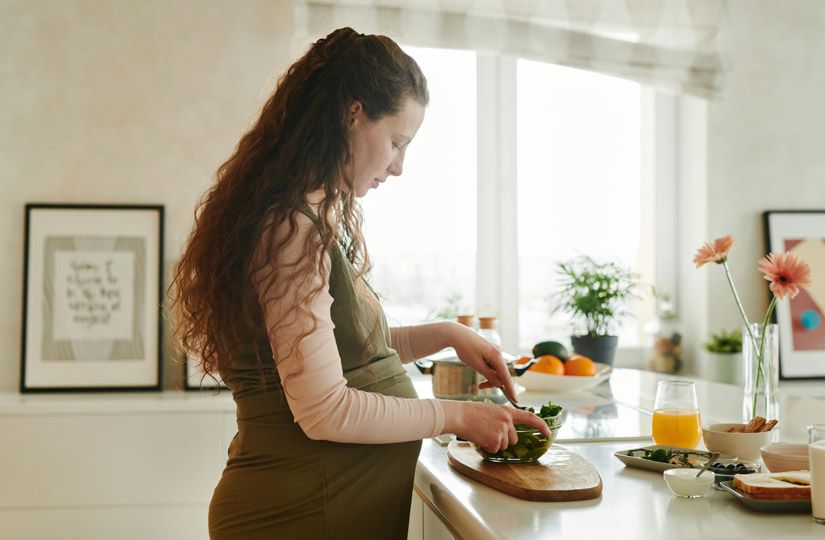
[[553, 256, 639, 337]]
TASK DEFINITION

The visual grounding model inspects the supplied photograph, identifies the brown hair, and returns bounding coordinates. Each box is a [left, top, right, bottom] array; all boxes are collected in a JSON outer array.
[[170, 27, 428, 384]]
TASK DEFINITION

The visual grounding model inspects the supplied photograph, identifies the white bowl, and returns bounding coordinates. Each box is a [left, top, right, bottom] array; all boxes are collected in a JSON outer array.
[[702, 423, 773, 461], [761, 443, 809, 472], [663, 468, 714, 498], [518, 362, 612, 392]]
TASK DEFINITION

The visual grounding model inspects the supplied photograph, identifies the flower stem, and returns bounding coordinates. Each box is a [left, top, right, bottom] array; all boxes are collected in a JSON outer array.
[[722, 261, 756, 344], [751, 296, 777, 418]]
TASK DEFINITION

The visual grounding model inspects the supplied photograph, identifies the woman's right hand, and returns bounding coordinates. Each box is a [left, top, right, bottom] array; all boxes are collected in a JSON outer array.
[[440, 400, 551, 453]]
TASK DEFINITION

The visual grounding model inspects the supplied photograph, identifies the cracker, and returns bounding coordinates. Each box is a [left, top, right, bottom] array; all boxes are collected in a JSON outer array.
[[745, 416, 766, 433], [761, 419, 778, 432]]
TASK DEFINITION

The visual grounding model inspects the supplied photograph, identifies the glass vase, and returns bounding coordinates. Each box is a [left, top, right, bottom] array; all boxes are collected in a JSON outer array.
[[741, 323, 779, 426]]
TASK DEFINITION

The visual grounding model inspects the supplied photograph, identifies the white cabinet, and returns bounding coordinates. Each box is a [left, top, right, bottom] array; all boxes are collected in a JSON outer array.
[[408, 491, 456, 540], [0, 391, 236, 540]]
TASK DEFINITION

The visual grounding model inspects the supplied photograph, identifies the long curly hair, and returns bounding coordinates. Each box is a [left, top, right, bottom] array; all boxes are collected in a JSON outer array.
[[170, 27, 428, 384]]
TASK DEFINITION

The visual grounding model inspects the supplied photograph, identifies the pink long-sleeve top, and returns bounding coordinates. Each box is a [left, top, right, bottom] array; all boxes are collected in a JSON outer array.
[[253, 211, 445, 444]]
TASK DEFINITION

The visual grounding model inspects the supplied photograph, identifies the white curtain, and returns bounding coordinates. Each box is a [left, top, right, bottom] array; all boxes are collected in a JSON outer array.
[[294, 0, 726, 98]]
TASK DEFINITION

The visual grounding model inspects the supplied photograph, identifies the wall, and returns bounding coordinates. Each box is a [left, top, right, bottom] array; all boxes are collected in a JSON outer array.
[[1, 0, 295, 390], [706, 0, 825, 334], [3, 1, 825, 390]]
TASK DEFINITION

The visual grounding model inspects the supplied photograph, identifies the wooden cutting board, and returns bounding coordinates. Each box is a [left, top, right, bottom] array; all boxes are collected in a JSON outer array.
[[447, 440, 602, 502]]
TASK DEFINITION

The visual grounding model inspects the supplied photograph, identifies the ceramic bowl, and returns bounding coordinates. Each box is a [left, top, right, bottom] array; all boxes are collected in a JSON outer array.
[[761, 443, 809, 472], [663, 468, 715, 498], [702, 423, 773, 461], [472, 415, 562, 463]]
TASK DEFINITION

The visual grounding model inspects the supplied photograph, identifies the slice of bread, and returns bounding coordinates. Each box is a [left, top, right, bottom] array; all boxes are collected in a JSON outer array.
[[733, 471, 811, 500]]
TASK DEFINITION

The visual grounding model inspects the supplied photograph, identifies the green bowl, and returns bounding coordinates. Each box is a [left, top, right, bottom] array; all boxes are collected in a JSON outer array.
[[472, 415, 562, 463]]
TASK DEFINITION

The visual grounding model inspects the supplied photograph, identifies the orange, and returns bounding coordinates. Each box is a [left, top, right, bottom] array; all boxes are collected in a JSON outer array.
[[530, 354, 565, 375], [515, 356, 532, 365], [564, 355, 596, 376]]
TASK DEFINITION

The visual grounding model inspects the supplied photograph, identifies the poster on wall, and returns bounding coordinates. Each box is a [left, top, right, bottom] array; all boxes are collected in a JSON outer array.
[[21, 204, 164, 392], [764, 210, 825, 380]]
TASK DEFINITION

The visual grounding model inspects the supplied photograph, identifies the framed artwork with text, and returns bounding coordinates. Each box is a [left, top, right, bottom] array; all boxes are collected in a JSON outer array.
[[21, 204, 164, 392]]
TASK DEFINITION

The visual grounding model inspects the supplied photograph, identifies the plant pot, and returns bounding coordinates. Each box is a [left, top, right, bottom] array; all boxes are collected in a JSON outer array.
[[570, 335, 619, 366], [698, 350, 743, 385]]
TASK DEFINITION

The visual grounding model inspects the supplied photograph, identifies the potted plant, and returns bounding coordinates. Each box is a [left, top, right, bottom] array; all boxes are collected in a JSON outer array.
[[552, 256, 639, 366], [700, 329, 743, 385]]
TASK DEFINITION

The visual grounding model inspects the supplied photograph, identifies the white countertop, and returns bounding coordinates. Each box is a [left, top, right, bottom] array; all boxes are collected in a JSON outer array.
[[412, 367, 825, 539]]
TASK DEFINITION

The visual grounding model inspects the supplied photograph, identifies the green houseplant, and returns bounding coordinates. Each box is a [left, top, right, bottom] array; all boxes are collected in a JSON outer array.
[[552, 256, 639, 365], [700, 329, 743, 385]]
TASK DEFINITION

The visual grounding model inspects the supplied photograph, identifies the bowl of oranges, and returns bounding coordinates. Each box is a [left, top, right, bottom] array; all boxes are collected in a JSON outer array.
[[515, 341, 612, 392]]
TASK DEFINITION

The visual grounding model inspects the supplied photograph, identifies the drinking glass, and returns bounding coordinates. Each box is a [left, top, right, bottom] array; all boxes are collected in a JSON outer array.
[[809, 424, 825, 524], [652, 380, 702, 448]]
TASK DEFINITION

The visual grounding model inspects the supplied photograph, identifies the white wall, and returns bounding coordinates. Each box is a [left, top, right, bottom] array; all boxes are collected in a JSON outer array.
[[3, 1, 824, 391], [1, 0, 296, 390], [706, 0, 825, 334]]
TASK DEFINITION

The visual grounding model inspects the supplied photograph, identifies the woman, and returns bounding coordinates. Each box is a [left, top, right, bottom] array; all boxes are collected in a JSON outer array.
[[171, 27, 548, 539]]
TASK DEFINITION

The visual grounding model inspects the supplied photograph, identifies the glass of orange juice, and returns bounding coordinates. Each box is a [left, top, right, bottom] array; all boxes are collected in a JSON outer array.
[[652, 380, 702, 448]]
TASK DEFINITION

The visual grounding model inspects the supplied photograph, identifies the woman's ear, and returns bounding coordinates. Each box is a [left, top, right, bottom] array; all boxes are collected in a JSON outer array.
[[349, 100, 364, 127]]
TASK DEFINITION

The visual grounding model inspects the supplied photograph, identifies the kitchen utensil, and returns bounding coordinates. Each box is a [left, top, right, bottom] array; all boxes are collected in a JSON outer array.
[[414, 350, 535, 402], [447, 440, 602, 501], [696, 452, 720, 477], [500, 385, 527, 410], [471, 415, 562, 463]]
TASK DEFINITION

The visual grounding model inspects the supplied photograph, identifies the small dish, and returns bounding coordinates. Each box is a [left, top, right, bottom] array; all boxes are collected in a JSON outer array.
[[719, 481, 812, 513], [706, 458, 760, 489], [663, 468, 714, 498], [518, 362, 612, 392], [761, 443, 809, 472], [703, 423, 773, 461], [472, 415, 562, 463]]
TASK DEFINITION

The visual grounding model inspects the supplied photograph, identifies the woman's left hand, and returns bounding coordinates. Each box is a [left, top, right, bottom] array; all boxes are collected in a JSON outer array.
[[449, 323, 517, 400]]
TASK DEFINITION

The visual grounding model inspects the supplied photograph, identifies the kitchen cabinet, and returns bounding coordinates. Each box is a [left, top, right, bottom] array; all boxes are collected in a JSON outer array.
[[0, 391, 236, 539]]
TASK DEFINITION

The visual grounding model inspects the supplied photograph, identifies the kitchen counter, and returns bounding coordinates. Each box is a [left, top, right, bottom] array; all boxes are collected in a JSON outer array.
[[411, 367, 825, 539]]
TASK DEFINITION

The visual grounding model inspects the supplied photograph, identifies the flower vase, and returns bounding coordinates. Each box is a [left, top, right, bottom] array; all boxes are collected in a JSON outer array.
[[742, 323, 779, 427]]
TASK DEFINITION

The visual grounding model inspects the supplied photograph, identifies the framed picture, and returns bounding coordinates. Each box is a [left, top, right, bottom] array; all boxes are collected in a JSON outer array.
[[184, 354, 227, 391], [21, 204, 164, 392], [763, 210, 825, 380]]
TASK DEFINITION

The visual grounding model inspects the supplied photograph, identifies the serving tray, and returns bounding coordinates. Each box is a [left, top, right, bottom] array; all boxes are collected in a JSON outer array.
[[719, 481, 812, 513], [614, 445, 733, 473]]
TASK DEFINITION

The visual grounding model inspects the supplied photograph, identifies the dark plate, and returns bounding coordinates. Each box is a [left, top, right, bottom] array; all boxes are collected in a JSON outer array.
[[719, 481, 812, 513]]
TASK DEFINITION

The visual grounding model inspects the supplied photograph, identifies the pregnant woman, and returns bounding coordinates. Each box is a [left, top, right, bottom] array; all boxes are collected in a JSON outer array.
[[170, 27, 547, 539]]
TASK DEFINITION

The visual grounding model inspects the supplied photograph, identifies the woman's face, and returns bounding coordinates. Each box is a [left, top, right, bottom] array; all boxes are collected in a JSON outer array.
[[346, 97, 425, 197]]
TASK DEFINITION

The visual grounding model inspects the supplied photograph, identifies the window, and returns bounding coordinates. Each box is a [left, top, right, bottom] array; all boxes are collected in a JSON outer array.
[[516, 59, 645, 349], [361, 46, 477, 327], [364, 46, 666, 356]]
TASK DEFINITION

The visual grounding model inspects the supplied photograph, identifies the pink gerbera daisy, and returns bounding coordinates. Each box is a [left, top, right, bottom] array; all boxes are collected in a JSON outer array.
[[758, 252, 812, 300], [693, 235, 735, 268]]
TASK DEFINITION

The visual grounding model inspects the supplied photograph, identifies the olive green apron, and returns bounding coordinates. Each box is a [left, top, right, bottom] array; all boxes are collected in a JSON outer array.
[[208, 209, 421, 540]]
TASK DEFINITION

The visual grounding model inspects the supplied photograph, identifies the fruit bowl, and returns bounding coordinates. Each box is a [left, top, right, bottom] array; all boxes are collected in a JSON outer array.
[[518, 362, 612, 392], [472, 415, 562, 463]]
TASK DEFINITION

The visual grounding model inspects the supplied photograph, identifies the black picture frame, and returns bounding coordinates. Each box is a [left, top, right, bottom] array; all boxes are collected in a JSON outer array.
[[184, 354, 228, 391], [763, 210, 825, 380], [21, 203, 164, 392]]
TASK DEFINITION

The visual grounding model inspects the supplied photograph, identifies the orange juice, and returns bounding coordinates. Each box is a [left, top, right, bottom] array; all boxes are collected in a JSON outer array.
[[652, 409, 702, 448]]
